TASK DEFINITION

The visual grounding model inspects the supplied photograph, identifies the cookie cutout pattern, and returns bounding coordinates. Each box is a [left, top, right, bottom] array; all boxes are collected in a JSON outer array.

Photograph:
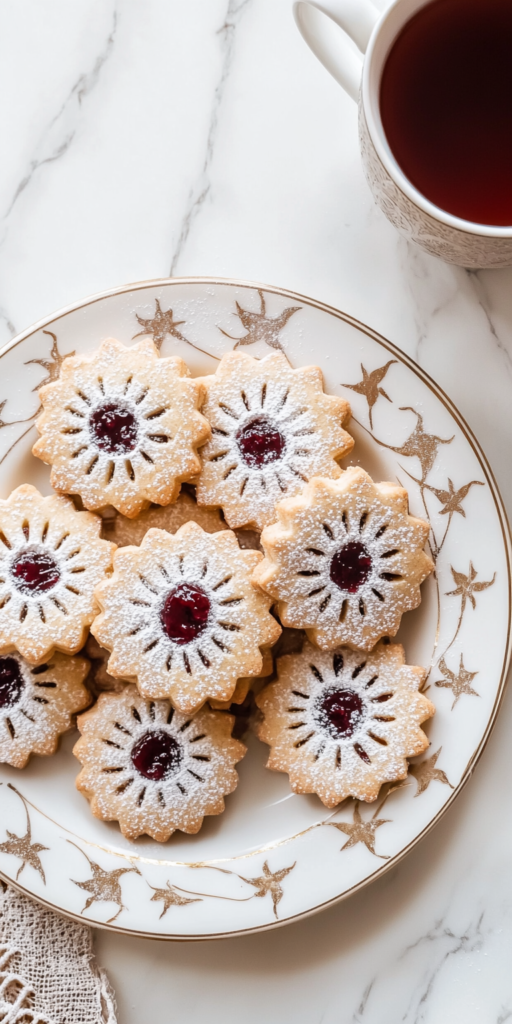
[[100, 491, 227, 547], [254, 468, 434, 650], [0, 485, 114, 664], [33, 337, 210, 518], [0, 651, 90, 768], [196, 351, 354, 530], [74, 685, 246, 841], [92, 522, 281, 713], [256, 641, 434, 805]]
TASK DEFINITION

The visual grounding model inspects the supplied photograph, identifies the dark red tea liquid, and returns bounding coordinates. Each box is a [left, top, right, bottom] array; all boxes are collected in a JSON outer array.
[[380, 0, 512, 225]]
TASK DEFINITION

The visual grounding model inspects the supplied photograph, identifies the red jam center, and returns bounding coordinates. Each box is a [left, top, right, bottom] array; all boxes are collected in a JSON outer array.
[[89, 402, 138, 454], [237, 416, 286, 468], [319, 689, 363, 738], [160, 583, 210, 645], [12, 551, 60, 594], [0, 656, 24, 709], [330, 542, 372, 594], [131, 729, 182, 781]]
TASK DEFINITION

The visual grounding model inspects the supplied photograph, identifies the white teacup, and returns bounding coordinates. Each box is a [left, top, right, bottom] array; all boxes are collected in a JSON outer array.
[[294, 0, 512, 269]]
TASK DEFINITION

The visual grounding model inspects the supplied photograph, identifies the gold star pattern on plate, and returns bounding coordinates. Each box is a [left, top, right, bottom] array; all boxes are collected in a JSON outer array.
[[239, 860, 295, 919], [26, 330, 75, 392], [409, 748, 453, 796], [149, 881, 202, 919], [0, 785, 48, 883], [133, 298, 188, 350], [133, 298, 219, 360], [0, 331, 73, 440], [381, 408, 454, 482], [435, 655, 479, 708], [68, 841, 140, 923], [342, 359, 396, 429], [330, 802, 390, 859], [219, 289, 301, 352], [446, 562, 496, 617], [424, 478, 484, 518]]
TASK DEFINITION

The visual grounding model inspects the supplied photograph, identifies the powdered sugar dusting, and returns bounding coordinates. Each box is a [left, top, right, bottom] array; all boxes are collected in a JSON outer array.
[[256, 468, 433, 651], [257, 641, 434, 805], [196, 351, 353, 530], [33, 337, 210, 518], [0, 485, 114, 663], [0, 650, 90, 768], [92, 523, 280, 713], [74, 685, 246, 840]]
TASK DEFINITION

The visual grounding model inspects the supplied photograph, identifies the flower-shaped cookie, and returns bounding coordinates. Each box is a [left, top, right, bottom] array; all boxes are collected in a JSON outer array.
[[100, 490, 227, 547], [0, 485, 114, 664], [253, 468, 434, 650], [33, 337, 210, 518], [74, 685, 246, 840], [92, 522, 281, 713], [256, 641, 434, 804], [196, 351, 354, 530], [0, 651, 90, 768]]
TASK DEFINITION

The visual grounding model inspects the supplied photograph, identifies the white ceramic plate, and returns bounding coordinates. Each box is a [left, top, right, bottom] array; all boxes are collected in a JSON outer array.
[[0, 278, 509, 940]]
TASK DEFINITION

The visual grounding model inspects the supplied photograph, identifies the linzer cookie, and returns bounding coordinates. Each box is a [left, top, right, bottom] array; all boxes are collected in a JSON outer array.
[[91, 521, 281, 714], [256, 641, 434, 805], [253, 468, 434, 651], [74, 685, 246, 841], [0, 485, 114, 664], [33, 337, 210, 518], [100, 490, 227, 547], [0, 651, 90, 768], [196, 351, 354, 531]]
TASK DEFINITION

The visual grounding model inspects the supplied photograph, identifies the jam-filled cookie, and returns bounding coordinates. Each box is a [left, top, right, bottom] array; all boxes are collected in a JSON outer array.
[[256, 641, 434, 805], [74, 685, 246, 841], [91, 521, 281, 713], [0, 485, 114, 664], [100, 490, 227, 547], [0, 651, 90, 768], [196, 351, 354, 531], [253, 468, 434, 651], [33, 337, 210, 518]]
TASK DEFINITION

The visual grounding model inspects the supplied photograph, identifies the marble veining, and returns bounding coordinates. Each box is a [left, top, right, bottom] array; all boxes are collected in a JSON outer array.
[[4, 8, 118, 223], [170, 0, 254, 275], [466, 271, 512, 381], [1, 0, 512, 1020]]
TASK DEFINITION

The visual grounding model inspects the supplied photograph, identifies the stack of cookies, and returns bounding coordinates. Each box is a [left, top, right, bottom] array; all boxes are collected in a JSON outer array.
[[0, 337, 435, 841]]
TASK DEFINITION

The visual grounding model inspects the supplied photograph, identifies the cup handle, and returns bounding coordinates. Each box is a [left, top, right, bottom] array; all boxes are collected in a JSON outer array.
[[293, 0, 379, 101]]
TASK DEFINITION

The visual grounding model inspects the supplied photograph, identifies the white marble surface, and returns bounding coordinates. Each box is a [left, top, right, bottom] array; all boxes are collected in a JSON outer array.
[[2, 0, 512, 1020]]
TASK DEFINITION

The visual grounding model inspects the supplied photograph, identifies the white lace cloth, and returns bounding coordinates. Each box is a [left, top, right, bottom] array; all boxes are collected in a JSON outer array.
[[0, 881, 116, 1024]]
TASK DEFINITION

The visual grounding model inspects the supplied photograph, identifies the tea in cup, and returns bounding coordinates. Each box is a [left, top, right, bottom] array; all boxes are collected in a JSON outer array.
[[294, 0, 512, 267]]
